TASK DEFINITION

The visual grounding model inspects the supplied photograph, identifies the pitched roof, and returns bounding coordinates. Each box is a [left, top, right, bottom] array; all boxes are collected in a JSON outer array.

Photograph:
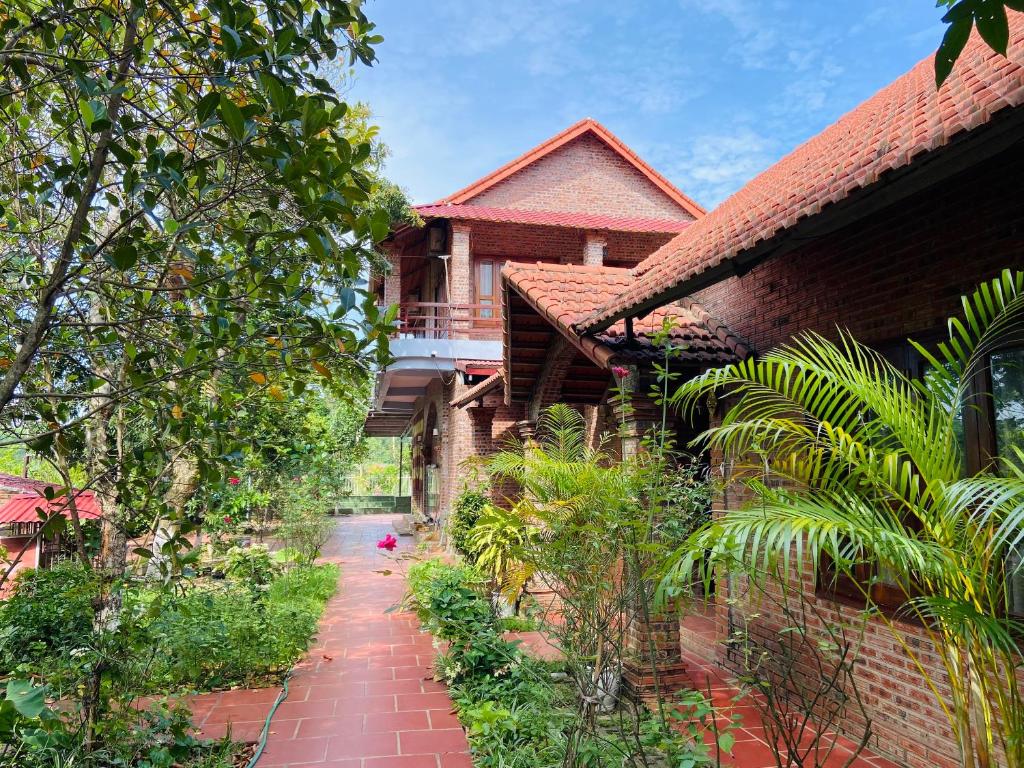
[[0, 472, 54, 494], [414, 204, 691, 234], [0, 491, 102, 524], [579, 16, 1024, 333], [435, 118, 706, 219], [451, 372, 504, 408], [502, 262, 746, 368]]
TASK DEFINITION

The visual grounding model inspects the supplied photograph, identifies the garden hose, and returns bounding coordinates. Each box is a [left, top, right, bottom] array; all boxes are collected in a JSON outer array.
[[245, 669, 293, 768]]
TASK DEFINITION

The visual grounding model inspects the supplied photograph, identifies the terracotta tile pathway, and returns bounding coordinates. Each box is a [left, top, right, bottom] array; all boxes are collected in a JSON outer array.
[[679, 652, 900, 768], [244, 514, 471, 768], [187, 514, 904, 767]]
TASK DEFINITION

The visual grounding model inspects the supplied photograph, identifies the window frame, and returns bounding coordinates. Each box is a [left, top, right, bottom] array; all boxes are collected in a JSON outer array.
[[815, 334, 953, 613], [474, 258, 500, 319]]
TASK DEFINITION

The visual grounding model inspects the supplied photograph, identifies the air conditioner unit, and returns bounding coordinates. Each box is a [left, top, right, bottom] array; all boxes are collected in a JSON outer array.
[[428, 225, 447, 255]]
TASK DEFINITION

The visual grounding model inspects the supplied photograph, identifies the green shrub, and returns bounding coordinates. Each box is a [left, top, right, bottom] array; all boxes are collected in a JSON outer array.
[[0, 562, 96, 674], [406, 558, 516, 684], [278, 486, 334, 564], [143, 563, 338, 691], [223, 544, 278, 587], [0, 680, 242, 768], [447, 487, 489, 561]]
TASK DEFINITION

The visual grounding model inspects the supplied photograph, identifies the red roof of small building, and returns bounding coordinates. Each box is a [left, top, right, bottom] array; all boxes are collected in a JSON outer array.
[[414, 204, 692, 234], [0, 491, 102, 524], [0, 473, 55, 494], [502, 262, 746, 368], [451, 372, 504, 409], [434, 118, 706, 219], [579, 17, 1024, 333]]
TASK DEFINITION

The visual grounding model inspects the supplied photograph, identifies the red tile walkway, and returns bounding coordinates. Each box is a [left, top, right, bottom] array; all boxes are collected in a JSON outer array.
[[251, 514, 471, 768], [188, 514, 903, 768]]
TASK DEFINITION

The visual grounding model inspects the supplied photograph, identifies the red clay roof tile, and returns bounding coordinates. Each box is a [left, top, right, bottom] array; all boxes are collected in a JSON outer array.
[[502, 262, 745, 365]]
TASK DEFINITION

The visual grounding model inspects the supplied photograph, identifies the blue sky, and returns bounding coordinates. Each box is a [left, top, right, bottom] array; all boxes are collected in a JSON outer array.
[[351, 1, 944, 210]]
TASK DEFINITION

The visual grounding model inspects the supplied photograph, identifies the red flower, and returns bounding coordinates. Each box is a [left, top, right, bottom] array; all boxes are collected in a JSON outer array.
[[228, 477, 240, 486], [377, 534, 398, 552], [223, 515, 232, 524], [611, 366, 630, 379]]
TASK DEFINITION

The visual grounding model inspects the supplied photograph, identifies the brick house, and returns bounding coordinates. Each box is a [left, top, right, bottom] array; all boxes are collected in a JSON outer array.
[[369, 17, 1024, 767], [365, 118, 719, 522]]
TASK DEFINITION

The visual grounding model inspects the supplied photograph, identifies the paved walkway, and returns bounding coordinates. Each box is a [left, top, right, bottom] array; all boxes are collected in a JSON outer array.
[[236, 515, 472, 768], [191, 514, 900, 768]]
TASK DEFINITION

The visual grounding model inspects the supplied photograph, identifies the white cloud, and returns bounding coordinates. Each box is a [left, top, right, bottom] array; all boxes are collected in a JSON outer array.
[[653, 127, 780, 209]]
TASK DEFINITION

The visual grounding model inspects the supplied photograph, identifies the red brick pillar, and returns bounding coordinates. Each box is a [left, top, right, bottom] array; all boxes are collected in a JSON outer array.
[[450, 223, 471, 338], [381, 245, 402, 309], [515, 419, 537, 445], [609, 369, 687, 696]]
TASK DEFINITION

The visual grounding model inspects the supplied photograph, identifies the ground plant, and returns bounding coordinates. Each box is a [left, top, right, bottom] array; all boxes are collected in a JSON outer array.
[[448, 486, 491, 562], [407, 558, 720, 768], [664, 270, 1024, 768]]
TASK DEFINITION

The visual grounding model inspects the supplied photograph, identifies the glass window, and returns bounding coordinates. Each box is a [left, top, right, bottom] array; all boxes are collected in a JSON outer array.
[[476, 259, 498, 319], [991, 348, 1024, 615], [991, 348, 1024, 472]]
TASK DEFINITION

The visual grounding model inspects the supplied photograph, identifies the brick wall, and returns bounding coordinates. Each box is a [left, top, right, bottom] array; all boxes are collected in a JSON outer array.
[[408, 380, 527, 528], [688, 145, 1024, 768], [695, 148, 1024, 356], [467, 219, 673, 269], [468, 133, 695, 222]]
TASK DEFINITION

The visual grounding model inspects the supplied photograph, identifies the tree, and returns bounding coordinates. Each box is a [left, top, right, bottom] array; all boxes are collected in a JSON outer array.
[[0, 0, 398, 743], [935, 1, 1024, 86], [663, 270, 1024, 768], [0, 0, 397, 586]]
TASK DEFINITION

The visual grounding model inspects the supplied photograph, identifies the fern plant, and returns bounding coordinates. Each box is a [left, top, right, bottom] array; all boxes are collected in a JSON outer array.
[[468, 502, 537, 608], [662, 269, 1024, 768]]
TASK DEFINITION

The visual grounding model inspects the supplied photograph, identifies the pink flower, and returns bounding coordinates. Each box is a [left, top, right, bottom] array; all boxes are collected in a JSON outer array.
[[611, 366, 630, 379], [377, 534, 398, 552], [228, 477, 240, 486]]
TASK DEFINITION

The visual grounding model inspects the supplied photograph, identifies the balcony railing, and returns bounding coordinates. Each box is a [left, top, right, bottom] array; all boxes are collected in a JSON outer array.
[[395, 302, 501, 339]]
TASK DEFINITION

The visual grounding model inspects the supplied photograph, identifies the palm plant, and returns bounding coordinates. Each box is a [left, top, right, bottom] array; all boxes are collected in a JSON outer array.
[[467, 503, 537, 611], [486, 405, 638, 718], [661, 270, 1024, 768]]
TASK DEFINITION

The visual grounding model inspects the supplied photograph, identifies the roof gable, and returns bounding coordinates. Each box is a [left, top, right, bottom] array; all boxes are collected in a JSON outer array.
[[437, 119, 705, 220]]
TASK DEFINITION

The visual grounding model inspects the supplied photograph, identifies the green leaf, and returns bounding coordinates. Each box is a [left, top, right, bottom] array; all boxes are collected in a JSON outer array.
[[218, 96, 246, 142], [196, 92, 220, 123], [935, 15, 973, 87], [104, 243, 138, 270], [718, 731, 736, 754], [975, 0, 1010, 54], [369, 208, 390, 243], [6, 680, 46, 719]]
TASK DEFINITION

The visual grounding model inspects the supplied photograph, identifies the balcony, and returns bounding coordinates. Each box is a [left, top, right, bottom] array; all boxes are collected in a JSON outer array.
[[396, 302, 502, 340], [365, 303, 503, 435]]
